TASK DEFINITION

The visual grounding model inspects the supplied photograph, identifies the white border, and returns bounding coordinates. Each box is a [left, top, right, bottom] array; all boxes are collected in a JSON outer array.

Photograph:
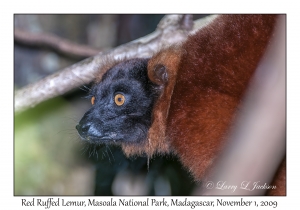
[[3, 0, 299, 209]]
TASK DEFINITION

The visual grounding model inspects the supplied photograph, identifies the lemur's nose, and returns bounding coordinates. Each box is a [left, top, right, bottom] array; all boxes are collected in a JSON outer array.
[[76, 122, 91, 137]]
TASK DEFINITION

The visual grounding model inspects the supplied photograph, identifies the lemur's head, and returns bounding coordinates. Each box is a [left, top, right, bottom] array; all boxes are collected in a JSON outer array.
[[76, 58, 159, 145]]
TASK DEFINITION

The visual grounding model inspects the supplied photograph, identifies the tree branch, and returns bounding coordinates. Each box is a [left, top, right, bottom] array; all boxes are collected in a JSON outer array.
[[15, 15, 217, 113], [14, 28, 100, 58]]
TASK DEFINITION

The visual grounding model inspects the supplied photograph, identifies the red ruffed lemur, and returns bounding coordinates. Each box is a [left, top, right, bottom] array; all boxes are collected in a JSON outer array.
[[76, 14, 285, 195]]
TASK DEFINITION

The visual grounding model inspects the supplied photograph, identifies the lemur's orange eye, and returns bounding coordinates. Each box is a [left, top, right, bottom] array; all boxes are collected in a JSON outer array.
[[91, 96, 95, 105], [114, 94, 125, 106]]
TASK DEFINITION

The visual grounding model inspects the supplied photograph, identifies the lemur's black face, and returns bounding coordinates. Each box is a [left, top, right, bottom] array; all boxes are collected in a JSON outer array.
[[76, 58, 158, 145]]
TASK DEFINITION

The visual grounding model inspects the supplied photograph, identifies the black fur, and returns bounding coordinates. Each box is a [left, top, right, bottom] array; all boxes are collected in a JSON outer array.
[[76, 58, 159, 145]]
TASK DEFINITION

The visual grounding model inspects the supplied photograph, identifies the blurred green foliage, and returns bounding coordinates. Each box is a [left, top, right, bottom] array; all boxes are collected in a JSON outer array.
[[15, 97, 94, 195]]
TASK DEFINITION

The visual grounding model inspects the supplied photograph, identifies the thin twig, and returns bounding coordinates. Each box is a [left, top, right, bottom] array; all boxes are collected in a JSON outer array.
[[14, 28, 100, 58]]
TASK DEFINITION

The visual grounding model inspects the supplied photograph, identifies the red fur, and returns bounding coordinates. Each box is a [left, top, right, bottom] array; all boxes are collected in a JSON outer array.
[[167, 14, 277, 179], [145, 15, 285, 195]]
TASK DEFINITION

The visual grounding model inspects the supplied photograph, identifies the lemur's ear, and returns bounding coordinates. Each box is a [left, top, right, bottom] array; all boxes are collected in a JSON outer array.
[[148, 45, 182, 87], [153, 64, 168, 85]]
